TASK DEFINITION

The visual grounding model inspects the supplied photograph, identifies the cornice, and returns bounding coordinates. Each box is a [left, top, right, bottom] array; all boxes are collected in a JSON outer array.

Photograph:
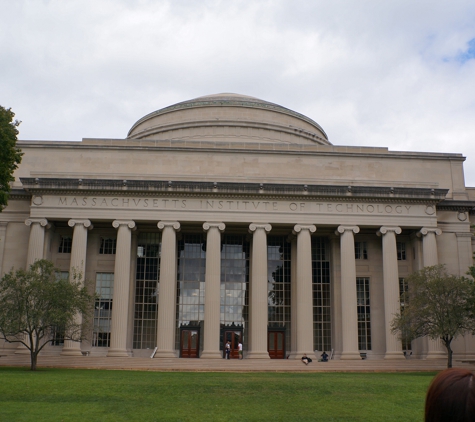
[[437, 200, 475, 213], [8, 188, 31, 200], [16, 140, 466, 162], [20, 177, 449, 203]]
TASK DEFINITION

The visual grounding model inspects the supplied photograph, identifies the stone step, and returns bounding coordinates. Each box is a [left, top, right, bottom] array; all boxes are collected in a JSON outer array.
[[0, 354, 464, 372]]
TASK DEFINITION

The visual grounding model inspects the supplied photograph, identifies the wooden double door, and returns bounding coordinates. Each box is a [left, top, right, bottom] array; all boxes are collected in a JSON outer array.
[[180, 328, 200, 358], [179, 327, 285, 359], [222, 330, 242, 359], [268, 330, 286, 359]]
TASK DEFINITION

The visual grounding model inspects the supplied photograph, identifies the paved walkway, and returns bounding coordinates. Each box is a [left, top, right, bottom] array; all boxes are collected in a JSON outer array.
[[0, 354, 468, 372]]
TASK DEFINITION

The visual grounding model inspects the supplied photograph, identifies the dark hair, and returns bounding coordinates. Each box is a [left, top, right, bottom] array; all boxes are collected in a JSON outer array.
[[425, 368, 475, 422]]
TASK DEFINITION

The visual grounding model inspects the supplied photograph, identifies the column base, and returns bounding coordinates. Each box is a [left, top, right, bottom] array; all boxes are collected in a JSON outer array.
[[340, 351, 361, 360], [200, 350, 222, 359], [384, 351, 405, 360], [245, 351, 270, 359], [60, 348, 83, 357], [107, 348, 130, 357], [154, 349, 178, 358]]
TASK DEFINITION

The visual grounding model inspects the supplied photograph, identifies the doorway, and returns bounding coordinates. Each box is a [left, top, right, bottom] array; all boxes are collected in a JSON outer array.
[[180, 328, 200, 358], [222, 329, 242, 359], [268, 330, 286, 359]]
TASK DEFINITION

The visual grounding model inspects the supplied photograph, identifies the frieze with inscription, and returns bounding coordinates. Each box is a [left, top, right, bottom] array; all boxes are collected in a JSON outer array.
[[31, 195, 436, 216]]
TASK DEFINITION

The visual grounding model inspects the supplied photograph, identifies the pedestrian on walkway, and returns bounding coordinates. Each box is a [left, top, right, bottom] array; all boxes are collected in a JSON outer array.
[[225, 341, 231, 359]]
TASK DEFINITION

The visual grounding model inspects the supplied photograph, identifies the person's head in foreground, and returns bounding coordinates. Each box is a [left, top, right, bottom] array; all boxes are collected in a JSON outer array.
[[425, 368, 475, 422]]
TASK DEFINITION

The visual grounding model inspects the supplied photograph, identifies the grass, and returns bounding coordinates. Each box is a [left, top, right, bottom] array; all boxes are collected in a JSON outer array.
[[0, 368, 434, 421]]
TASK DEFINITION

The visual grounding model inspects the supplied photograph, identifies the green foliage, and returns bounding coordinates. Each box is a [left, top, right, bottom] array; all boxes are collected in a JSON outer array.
[[391, 265, 475, 368], [0, 260, 94, 370], [468, 252, 475, 280], [0, 106, 23, 210], [0, 369, 432, 421]]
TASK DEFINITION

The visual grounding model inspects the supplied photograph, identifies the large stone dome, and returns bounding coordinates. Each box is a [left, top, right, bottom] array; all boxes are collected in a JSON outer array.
[[127, 93, 331, 146]]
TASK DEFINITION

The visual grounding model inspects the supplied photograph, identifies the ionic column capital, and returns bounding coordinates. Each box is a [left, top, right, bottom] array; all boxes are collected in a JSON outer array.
[[157, 221, 181, 231], [25, 218, 49, 227], [112, 220, 136, 231], [203, 222, 226, 232], [335, 225, 360, 236], [248, 223, 272, 233], [377, 226, 402, 237], [292, 224, 316, 235], [417, 227, 442, 237], [68, 219, 93, 230]]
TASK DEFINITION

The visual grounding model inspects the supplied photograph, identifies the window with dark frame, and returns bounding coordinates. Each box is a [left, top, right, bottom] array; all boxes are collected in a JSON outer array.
[[133, 232, 160, 350], [355, 241, 368, 260], [267, 236, 291, 351], [356, 277, 371, 350], [99, 237, 117, 254], [58, 236, 72, 253], [399, 277, 412, 351], [93, 273, 114, 347], [397, 242, 406, 261], [312, 237, 331, 352]]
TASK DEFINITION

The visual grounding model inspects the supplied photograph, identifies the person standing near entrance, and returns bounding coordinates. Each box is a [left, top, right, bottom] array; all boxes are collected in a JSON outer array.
[[238, 341, 243, 359], [225, 341, 231, 359]]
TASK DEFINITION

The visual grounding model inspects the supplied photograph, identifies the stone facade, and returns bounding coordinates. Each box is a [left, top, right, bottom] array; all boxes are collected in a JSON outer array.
[[1, 93, 474, 360]]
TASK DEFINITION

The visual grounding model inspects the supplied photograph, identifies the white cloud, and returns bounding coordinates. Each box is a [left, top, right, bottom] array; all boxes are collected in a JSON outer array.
[[2, 0, 475, 184]]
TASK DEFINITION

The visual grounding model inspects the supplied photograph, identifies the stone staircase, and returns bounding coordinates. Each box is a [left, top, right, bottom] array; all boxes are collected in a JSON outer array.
[[0, 354, 469, 372]]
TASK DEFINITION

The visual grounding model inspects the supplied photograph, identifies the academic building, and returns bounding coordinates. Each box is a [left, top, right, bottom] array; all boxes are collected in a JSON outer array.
[[1, 93, 474, 361]]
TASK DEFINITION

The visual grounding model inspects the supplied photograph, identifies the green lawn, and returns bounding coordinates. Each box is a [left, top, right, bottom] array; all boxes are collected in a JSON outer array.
[[0, 368, 434, 421]]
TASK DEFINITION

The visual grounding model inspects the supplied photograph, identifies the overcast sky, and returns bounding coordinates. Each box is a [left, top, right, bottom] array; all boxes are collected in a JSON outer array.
[[2, 0, 475, 185]]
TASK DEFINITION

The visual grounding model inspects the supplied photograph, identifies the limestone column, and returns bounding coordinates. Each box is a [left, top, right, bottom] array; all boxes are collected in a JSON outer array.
[[377, 227, 405, 359], [247, 223, 271, 359], [17, 219, 49, 354], [127, 231, 138, 352], [293, 224, 316, 357], [288, 234, 298, 358], [61, 219, 93, 356], [25, 218, 49, 266], [455, 232, 473, 276], [43, 223, 55, 262], [329, 235, 343, 358], [419, 228, 442, 267], [201, 222, 226, 359], [418, 227, 445, 359], [107, 220, 136, 357], [336, 225, 360, 360], [155, 221, 180, 358]]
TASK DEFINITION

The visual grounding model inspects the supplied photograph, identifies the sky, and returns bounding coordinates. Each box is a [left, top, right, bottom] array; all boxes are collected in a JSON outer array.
[[2, 0, 475, 186]]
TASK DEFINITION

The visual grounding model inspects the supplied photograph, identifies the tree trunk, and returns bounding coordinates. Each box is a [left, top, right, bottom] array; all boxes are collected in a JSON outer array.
[[30, 351, 37, 371], [442, 338, 453, 368]]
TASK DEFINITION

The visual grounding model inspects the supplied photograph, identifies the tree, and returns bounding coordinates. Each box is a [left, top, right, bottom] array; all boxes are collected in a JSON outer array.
[[0, 106, 23, 211], [468, 252, 475, 280], [0, 260, 95, 370], [391, 265, 475, 368]]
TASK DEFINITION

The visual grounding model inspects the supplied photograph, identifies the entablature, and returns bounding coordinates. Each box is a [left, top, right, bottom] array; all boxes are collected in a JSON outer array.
[[20, 177, 449, 203]]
